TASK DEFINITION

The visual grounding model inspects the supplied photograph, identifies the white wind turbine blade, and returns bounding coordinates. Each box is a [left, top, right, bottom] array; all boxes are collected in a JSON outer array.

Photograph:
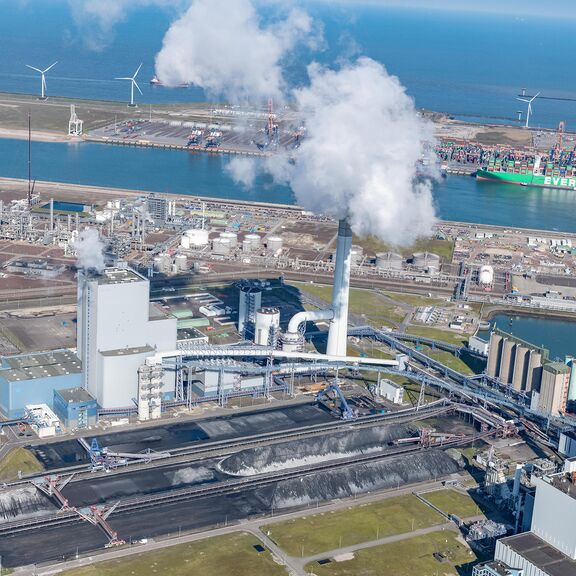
[[42, 61, 58, 74], [115, 77, 132, 81], [132, 62, 143, 80], [530, 92, 540, 102], [26, 64, 42, 73], [133, 79, 143, 96]]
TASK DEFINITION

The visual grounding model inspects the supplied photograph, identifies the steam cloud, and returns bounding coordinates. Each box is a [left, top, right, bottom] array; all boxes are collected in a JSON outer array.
[[155, 0, 315, 101], [74, 228, 106, 273], [226, 157, 257, 188], [269, 58, 437, 245], [69, 0, 186, 50]]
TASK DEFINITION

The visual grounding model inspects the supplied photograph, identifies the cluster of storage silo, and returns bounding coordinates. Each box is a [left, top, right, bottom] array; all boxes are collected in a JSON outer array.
[[375, 252, 403, 270], [153, 252, 188, 274], [411, 252, 441, 273]]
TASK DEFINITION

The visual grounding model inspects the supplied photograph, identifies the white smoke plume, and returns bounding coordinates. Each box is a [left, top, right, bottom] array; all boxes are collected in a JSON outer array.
[[155, 0, 316, 101], [262, 57, 437, 245], [73, 228, 106, 273], [226, 157, 258, 188], [68, 0, 186, 50]]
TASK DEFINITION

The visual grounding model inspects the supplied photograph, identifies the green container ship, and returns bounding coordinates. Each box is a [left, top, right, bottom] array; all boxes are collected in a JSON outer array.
[[476, 155, 576, 190]]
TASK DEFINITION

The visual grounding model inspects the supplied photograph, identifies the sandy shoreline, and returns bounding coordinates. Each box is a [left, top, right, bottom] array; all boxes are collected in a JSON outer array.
[[0, 127, 78, 143]]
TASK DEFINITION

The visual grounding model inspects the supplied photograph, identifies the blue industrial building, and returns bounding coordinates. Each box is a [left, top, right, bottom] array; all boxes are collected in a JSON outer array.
[[0, 350, 83, 418], [53, 387, 98, 429]]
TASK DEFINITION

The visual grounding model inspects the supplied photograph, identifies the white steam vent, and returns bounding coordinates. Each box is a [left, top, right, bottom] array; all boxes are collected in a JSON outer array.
[[73, 228, 106, 273]]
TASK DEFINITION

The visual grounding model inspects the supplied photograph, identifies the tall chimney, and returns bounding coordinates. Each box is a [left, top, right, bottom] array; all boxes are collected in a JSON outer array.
[[326, 219, 352, 356]]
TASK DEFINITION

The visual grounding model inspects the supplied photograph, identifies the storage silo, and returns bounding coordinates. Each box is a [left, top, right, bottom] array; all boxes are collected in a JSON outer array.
[[175, 254, 188, 272], [242, 239, 253, 252], [212, 237, 231, 255], [487, 332, 503, 377], [154, 253, 171, 273], [375, 252, 403, 270], [267, 236, 283, 252], [184, 228, 210, 247], [245, 233, 261, 250], [219, 231, 238, 248], [255, 307, 280, 347]]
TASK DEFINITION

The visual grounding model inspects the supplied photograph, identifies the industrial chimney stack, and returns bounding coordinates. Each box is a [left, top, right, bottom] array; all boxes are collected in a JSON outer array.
[[326, 219, 353, 356]]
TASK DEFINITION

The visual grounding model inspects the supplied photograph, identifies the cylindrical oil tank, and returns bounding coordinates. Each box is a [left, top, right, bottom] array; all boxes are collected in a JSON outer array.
[[255, 307, 281, 347], [153, 252, 171, 273], [212, 237, 231, 255], [267, 236, 283, 252], [412, 252, 441, 271], [242, 239, 253, 252], [219, 231, 238, 248], [244, 233, 261, 250], [350, 245, 364, 265], [175, 254, 188, 272], [185, 228, 210, 247], [375, 252, 403, 270], [479, 265, 494, 286], [180, 235, 191, 249]]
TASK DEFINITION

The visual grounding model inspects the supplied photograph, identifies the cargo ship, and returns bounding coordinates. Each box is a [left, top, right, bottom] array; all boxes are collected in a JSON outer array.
[[476, 155, 576, 190]]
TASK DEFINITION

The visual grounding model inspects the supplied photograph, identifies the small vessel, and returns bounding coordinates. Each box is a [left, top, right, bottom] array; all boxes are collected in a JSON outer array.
[[150, 75, 190, 88]]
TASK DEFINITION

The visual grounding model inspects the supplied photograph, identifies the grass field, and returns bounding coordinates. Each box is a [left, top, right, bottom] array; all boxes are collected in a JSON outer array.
[[422, 489, 483, 518], [406, 325, 469, 347], [381, 291, 447, 307], [0, 447, 43, 482], [265, 495, 444, 557], [292, 282, 406, 327], [425, 349, 476, 375], [306, 530, 476, 576], [59, 532, 287, 576]]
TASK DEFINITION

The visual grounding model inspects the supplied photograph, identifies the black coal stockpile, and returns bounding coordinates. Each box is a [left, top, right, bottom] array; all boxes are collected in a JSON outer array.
[[219, 423, 417, 476], [258, 449, 462, 509]]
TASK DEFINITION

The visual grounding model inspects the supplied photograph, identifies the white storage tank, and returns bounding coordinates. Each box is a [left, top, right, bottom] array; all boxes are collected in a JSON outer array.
[[212, 237, 231, 255], [267, 236, 283, 252], [479, 265, 494, 286], [185, 228, 210, 247], [244, 233, 261, 250], [242, 239, 253, 252], [412, 252, 441, 272], [153, 253, 171, 273], [375, 252, 403, 270], [175, 254, 188, 272], [255, 307, 281, 347], [219, 231, 238, 248]]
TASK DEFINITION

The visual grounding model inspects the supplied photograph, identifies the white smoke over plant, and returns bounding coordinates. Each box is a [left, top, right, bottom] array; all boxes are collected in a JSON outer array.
[[263, 57, 437, 245], [155, 0, 317, 101], [226, 157, 258, 188], [73, 228, 106, 273], [68, 0, 186, 50]]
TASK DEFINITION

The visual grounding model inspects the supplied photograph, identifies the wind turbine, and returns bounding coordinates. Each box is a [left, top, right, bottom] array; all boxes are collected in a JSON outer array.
[[516, 92, 540, 128], [25, 62, 58, 100], [116, 63, 143, 107]]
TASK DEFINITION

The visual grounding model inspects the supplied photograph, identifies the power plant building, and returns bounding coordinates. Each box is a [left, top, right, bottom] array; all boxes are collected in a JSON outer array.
[[531, 362, 571, 416], [0, 350, 83, 418], [77, 267, 177, 409]]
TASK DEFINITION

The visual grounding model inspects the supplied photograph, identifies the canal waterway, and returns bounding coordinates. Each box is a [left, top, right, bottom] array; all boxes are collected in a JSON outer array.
[[2, 138, 575, 233]]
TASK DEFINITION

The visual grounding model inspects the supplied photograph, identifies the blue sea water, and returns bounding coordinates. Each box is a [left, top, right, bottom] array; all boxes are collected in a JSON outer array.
[[1, 137, 575, 232], [0, 2, 575, 128]]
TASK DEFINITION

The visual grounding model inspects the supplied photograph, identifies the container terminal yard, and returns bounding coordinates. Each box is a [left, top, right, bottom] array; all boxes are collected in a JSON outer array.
[[0, 96, 574, 575]]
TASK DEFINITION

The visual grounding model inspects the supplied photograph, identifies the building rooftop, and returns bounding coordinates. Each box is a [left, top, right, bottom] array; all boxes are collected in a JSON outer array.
[[55, 387, 95, 403], [476, 560, 518, 576], [100, 345, 155, 357], [543, 472, 576, 501], [0, 350, 82, 382], [90, 267, 146, 286], [543, 361, 571, 375], [149, 302, 174, 321], [500, 532, 576, 576]]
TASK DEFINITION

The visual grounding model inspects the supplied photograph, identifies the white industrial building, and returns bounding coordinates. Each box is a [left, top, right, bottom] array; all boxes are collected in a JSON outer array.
[[77, 267, 177, 409], [377, 378, 404, 404], [490, 459, 576, 575]]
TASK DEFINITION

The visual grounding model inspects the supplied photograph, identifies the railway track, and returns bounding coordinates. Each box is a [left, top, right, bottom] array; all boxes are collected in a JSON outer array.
[[22, 401, 453, 483]]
